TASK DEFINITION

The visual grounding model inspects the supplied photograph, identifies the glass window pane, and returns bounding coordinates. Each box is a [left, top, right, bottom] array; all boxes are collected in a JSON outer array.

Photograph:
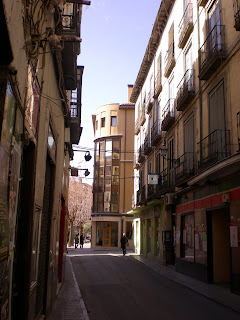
[[111, 116, 117, 127], [97, 222, 103, 245], [99, 167, 104, 176], [105, 166, 111, 176], [111, 222, 118, 247], [98, 202, 103, 212], [111, 203, 118, 212], [113, 139, 120, 152], [112, 176, 119, 185], [112, 166, 119, 175], [101, 117, 105, 127], [99, 177, 104, 186]]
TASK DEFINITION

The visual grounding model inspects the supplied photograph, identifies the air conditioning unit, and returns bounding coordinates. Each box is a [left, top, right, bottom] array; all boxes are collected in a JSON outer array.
[[165, 193, 175, 205]]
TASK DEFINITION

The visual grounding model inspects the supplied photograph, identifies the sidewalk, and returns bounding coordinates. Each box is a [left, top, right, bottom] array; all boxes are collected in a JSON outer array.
[[47, 246, 240, 319], [47, 254, 89, 320], [131, 255, 240, 314]]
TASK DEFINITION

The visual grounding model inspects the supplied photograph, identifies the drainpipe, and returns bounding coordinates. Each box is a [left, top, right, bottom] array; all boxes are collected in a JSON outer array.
[[123, 109, 127, 214], [197, 5, 203, 163]]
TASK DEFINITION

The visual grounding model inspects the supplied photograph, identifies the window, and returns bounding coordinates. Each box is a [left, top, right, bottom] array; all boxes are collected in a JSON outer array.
[[181, 214, 194, 262], [101, 117, 105, 128], [96, 120, 98, 130], [111, 116, 117, 127], [93, 138, 120, 213]]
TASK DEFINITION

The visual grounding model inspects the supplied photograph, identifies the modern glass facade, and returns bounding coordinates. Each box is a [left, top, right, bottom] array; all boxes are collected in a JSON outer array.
[[93, 138, 121, 213]]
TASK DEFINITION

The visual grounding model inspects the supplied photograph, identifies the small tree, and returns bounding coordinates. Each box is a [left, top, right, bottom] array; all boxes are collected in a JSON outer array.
[[68, 177, 92, 245], [83, 222, 91, 236]]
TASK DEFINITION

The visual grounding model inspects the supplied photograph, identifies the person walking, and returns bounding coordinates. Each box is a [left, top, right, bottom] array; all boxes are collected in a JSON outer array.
[[120, 233, 128, 256], [74, 233, 79, 249], [80, 234, 84, 248]]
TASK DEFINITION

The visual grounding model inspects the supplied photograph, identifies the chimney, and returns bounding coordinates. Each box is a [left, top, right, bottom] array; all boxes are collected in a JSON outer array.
[[127, 84, 133, 103]]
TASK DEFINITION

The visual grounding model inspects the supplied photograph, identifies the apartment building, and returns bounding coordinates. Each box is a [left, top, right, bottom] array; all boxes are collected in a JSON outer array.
[[131, 0, 240, 294], [92, 86, 134, 248], [0, 0, 88, 318]]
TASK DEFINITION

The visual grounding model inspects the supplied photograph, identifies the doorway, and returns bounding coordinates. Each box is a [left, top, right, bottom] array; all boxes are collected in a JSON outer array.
[[103, 222, 111, 247], [207, 207, 230, 284]]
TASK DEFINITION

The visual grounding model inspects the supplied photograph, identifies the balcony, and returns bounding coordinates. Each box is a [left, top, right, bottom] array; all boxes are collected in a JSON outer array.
[[139, 104, 146, 125], [155, 168, 175, 195], [151, 120, 162, 146], [234, 0, 240, 30], [133, 154, 140, 169], [135, 118, 140, 135], [197, 129, 231, 170], [164, 43, 175, 78], [61, 5, 81, 90], [199, 25, 226, 80], [175, 152, 195, 186], [154, 70, 162, 99], [70, 66, 83, 144], [138, 146, 145, 163], [147, 184, 155, 200], [144, 135, 152, 155], [178, 3, 193, 49], [176, 69, 195, 112], [198, 0, 208, 7], [146, 92, 154, 114], [137, 185, 146, 205], [162, 99, 175, 131]]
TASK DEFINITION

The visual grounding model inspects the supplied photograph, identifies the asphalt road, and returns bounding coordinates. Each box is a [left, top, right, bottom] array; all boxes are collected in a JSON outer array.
[[70, 252, 240, 320]]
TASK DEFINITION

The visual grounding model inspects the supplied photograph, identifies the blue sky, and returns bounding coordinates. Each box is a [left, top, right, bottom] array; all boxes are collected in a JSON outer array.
[[72, 0, 161, 183]]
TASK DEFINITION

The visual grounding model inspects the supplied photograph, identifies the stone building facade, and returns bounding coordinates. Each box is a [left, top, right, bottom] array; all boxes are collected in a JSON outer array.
[[131, 0, 240, 295], [0, 0, 88, 318]]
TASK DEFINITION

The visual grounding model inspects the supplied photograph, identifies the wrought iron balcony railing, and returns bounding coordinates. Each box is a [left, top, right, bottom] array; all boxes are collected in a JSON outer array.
[[147, 184, 155, 200], [144, 135, 152, 155], [154, 70, 162, 98], [62, 14, 77, 30], [197, 129, 231, 169], [176, 69, 195, 111], [139, 104, 146, 125], [233, 0, 240, 30], [133, 153, 140, 169], [137, 185, 146, 205], [146, 92, 154, 114], [162, 99, 175, 131], [135, 118, 140, 135], [175, 152, 196, 186], [70, 89, 78, 117], [138, 146, 145, 163], [164, 43, 175, 78], [199, 25, 226, 80], [178, 3, 193, 49], [151, 119, 162, 146]]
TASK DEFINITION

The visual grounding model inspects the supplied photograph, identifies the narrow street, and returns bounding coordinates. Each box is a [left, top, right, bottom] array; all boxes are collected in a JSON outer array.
[[57, 246, 240, 320]]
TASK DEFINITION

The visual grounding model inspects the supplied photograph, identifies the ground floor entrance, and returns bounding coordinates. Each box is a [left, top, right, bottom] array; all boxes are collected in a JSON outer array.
[[96, 221, 118, 247], [207, 207, 231, 284]]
